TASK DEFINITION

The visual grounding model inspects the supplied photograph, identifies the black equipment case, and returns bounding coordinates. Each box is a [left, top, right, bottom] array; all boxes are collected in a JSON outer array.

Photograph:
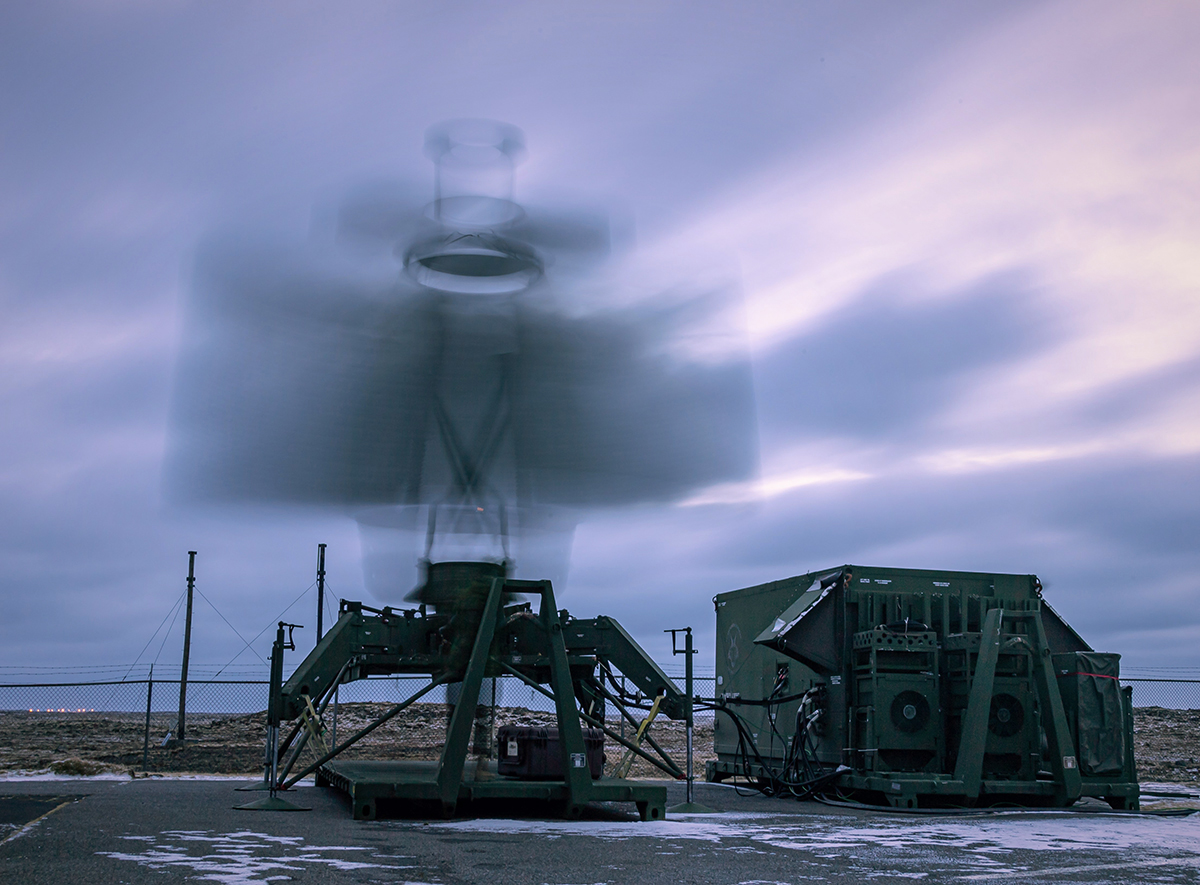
[[497, 726, 605, 780]]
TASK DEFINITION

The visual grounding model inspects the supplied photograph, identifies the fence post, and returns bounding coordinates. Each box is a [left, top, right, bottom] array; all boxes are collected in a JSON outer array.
[[142, 664, 154, 771], [624, 676, 633, 738], [490, 676, 497, 759]]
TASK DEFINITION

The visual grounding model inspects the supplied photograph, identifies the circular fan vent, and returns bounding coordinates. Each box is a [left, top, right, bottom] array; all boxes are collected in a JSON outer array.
[[988, 693, 1025, 737], [889, 690, 931, 734]]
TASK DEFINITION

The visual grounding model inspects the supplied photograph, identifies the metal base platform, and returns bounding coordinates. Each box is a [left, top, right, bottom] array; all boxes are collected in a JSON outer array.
[[706, 759, 1139, 810], [318, 760, 668, 821]]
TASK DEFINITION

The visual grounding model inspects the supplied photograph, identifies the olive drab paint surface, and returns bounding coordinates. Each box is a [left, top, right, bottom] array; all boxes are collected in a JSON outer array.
[[709, 565, 1138, 809]]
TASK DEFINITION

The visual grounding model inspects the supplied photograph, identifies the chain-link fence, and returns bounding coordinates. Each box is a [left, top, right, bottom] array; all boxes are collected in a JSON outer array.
[[0, 673, 719, 778], [1123, 679, 1200, 709], [0, 675, 1191, 780]]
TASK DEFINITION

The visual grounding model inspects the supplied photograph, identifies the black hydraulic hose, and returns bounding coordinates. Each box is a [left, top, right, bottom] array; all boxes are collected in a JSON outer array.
[[711, 687, 842, 800], [495, 659, 684, 779], [600, 663, 644, 705], [718, 703, 795, 789], [702, 689, 812, 707], [586, 677, 682, 775]]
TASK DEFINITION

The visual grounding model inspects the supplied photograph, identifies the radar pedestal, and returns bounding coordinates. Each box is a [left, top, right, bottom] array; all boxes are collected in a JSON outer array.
[[243, 563, 681, 820]]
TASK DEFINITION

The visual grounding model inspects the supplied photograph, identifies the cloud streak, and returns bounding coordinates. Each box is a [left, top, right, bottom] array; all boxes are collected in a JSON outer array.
[[0, 1, 1196, 677]]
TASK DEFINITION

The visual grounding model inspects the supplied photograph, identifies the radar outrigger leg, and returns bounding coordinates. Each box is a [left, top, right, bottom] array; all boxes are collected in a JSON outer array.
[[235, 622, 311, 812], [666, 627, 715, 814]]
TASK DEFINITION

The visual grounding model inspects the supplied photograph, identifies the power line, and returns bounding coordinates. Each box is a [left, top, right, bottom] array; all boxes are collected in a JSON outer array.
[[121, 590, 186, 682], [212, 581, 316, 677], [323, 580, 341, 628], [152, 594, 187, 667], [123, 590, 188, 681], [195, 587, 267, 666]]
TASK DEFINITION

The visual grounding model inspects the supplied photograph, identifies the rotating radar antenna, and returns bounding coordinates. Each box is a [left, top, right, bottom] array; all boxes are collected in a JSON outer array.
[[167, 120, 757, 600]]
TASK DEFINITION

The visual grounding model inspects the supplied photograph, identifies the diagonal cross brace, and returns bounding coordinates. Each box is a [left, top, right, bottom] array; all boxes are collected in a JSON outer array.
[[954, 607, 1003, 799]]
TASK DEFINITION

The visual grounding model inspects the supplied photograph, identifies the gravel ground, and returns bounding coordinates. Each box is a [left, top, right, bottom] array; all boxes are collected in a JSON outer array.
[[0, 703, 714, 781], [1131, 707, 1200, 786], [0, 704, 1187, 785]]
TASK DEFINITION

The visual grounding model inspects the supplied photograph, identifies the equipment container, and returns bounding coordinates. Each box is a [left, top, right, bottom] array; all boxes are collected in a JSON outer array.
[[708, 564, 1139, 809], [497, 726, 605, 780]]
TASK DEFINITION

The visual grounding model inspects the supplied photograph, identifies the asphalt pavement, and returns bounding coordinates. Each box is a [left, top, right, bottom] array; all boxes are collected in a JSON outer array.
[[2, 777, 1198, 884]]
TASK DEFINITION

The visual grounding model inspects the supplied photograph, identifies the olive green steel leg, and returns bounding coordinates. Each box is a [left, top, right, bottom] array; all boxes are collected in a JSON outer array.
[[234, 623, 309, 812], [539, 581, 594, 818], [1120, 685, 1140, 810], [437, 577, 506, 816], [953, 607, 1002, 802], [1027, 611, 1082, 805]]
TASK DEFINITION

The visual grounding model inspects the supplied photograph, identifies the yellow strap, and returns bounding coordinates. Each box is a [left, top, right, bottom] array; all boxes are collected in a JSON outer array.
[[613, 692, 663, 779], [302, 695, 330, 756]]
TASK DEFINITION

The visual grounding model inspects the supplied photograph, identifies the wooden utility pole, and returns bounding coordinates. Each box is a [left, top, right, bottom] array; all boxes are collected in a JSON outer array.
[[176, 551, 197, 742], [316, 543, 327, 642]]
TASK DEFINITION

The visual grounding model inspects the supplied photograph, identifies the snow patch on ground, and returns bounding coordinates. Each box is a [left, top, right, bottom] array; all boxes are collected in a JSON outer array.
[[418, 809, 1200, 856], [96, 829, 424, 885], [0, 770, 315, 783]]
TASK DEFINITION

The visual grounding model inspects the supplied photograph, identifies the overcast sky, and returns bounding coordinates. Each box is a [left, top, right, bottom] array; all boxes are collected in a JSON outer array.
[[1, 1, 1198, 678]]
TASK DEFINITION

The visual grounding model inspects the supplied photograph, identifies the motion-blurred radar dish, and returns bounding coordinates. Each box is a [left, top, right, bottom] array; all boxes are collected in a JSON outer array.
[[167, 120, 757, 597]]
